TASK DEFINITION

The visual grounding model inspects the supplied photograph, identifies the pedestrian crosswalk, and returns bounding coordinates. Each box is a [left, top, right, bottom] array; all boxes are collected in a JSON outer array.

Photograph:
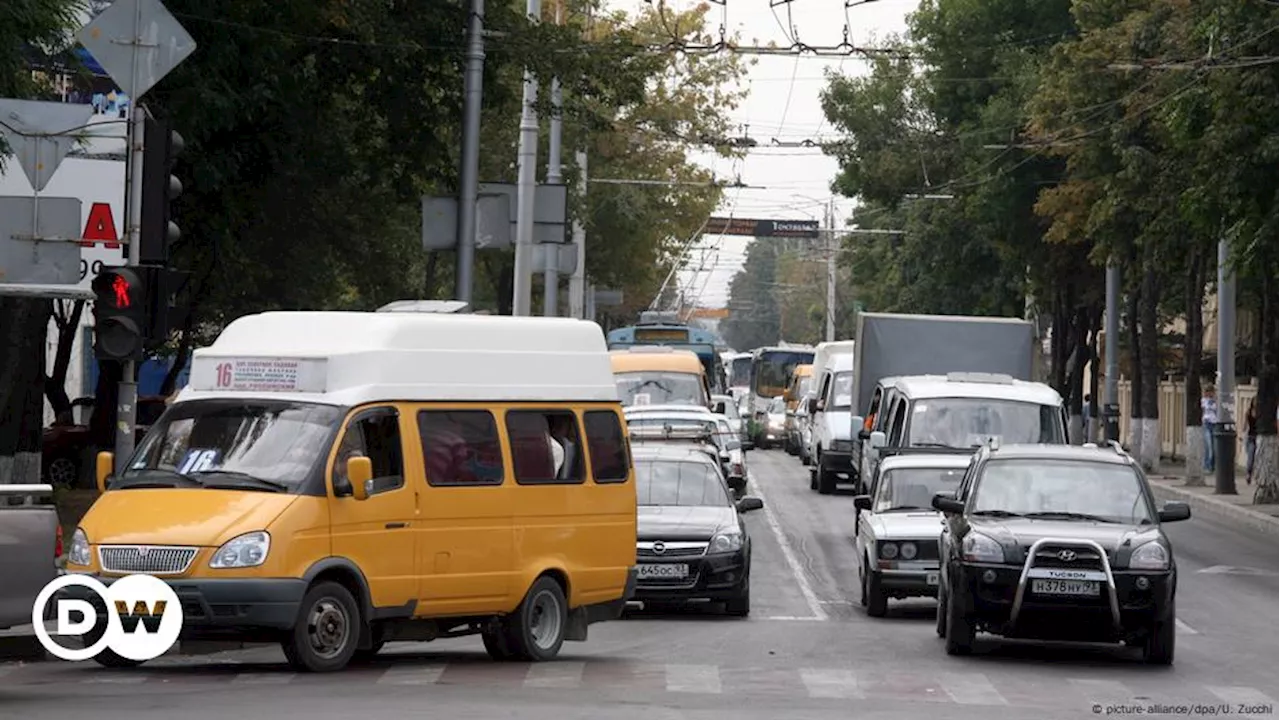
[[4, 657, 1276, 712]]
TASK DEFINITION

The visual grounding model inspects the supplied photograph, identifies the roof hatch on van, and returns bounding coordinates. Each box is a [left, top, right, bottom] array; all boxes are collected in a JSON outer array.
[[376, 300, 471, 313], [946, 372, 1015, 385]]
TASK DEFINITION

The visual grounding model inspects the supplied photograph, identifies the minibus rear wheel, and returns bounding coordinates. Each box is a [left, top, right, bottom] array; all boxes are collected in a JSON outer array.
[[505, 575, 567, 661], [282, 581, 360, 672]]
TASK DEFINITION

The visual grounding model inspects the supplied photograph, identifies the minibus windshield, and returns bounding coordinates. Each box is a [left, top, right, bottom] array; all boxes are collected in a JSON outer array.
[[121, 399, 342, 492]]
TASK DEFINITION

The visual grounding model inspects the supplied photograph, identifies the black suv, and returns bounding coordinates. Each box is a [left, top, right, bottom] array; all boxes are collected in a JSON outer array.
[[933, 443, 1190, 664]]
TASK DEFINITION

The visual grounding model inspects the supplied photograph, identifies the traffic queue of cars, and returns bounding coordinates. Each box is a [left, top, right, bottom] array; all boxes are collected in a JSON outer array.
[[768, 314, 1193, 665]]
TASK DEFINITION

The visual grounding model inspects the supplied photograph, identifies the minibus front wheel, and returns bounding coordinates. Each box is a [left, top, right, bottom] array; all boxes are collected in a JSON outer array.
[[282, 581, 361, 672]]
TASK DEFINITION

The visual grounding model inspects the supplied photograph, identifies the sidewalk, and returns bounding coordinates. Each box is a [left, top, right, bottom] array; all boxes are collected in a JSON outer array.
[[1147, 465, 1279, 535]]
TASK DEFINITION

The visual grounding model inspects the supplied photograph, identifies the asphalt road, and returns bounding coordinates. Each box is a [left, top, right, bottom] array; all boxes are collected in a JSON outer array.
[[2, 450, 1276, 720]]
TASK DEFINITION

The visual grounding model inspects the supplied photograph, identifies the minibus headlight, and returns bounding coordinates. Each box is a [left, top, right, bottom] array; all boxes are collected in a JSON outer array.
[[68, 528, 92, 567], [210, 531, 271, 569]]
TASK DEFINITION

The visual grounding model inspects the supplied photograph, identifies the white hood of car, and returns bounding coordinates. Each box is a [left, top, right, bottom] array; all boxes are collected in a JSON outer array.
[[868, 511, 946, 539]]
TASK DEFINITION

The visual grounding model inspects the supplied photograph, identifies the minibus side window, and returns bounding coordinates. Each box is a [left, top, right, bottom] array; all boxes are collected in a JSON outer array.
[[333, 408, 404, 496], [418, 410, 505, 487], [583, 411, 630, 484], [506, 410, 585, 485]]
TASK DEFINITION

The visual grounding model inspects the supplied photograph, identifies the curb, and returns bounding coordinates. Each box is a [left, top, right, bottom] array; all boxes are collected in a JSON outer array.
[[1149, 479, 1279, 535]]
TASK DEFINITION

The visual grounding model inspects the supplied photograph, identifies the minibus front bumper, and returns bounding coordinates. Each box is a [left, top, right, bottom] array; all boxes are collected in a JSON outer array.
[[61, 574, 305, 631]]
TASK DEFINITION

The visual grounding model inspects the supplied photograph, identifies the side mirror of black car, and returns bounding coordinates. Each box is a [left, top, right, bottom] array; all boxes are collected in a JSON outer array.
[[736, 496, 764, 513], [1157, 501, 1191, 523], [932, 491, 964, 514], [727, 476, 746, 492], [853, 495, 872, 511]]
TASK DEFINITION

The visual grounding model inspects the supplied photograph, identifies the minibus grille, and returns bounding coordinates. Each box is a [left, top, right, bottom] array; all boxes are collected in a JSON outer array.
[[99, 545, 198, 575]]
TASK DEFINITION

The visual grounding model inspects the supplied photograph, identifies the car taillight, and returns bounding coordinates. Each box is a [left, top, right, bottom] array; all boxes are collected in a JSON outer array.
[[55, 525, 63, 560]]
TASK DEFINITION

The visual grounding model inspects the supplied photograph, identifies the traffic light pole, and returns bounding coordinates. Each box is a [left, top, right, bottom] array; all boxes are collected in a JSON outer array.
[[114, 103, 146, 474]]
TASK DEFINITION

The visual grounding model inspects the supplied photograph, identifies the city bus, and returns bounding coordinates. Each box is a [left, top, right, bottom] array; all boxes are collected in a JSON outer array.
[[606, 312, 726, 394], [747, 344, 815, 443], [722, 351, 753, 396]]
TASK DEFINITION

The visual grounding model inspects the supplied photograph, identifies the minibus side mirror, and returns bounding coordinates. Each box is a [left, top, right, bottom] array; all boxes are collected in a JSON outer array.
[[348, 457, 374, 501], [96, 451, 114, 493], [869, 431, 887, 449]]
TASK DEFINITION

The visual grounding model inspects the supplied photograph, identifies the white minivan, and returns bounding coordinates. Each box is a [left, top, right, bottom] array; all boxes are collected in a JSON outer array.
[[806, 341, 856, 495]]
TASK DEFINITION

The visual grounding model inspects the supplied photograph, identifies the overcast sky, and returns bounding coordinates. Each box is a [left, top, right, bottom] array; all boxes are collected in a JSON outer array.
[[608, 0, 915, 308]]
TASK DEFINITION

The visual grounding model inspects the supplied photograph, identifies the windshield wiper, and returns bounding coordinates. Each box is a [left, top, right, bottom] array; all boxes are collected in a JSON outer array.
[[190, 470, 290, 493], [971, 509, 1024, 518], [912, 442, 960, 449], [114, 468, 203, 489], [1024, 511, 1118, 523], [882, 505, 931, 512]]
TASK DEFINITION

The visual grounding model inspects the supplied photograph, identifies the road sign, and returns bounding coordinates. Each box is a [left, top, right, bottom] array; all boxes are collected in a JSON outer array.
[[0, 100, 94, 192], [0, 197, 84, 286], [593, 288, 624, 307], [704, 217, 820, 239], [77, 0, 197, 100], [479, 182, 568, 245], [532, 242, 578, 276], [422, 194, 512, 250]]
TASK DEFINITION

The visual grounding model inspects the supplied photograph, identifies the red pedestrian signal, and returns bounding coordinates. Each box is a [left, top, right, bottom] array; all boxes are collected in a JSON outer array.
[[91, 267, 147, 361], [112, 275, 131, 308]]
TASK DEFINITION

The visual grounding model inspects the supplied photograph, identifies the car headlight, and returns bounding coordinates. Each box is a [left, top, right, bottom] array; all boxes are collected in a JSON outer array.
[[210, 531, 271, 569], [879, 541, 899, 559], [899, 541, 918, 560], [831, 440, 852, 453], [68, 528, 91, 567], [710, 531, 744, 554], [961, 532, 1004, 563], [1129, 541, 1169, 570]]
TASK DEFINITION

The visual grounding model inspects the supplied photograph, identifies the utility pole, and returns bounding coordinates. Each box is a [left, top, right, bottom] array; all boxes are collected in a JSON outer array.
[[115, 101, 145, 474], [568, 149, 588, 319], [825, 199, 835, 342], [511, 0, 542, 316], [543, 0, 563, 317], [1215, 238, 1238, 494], [454, 0, 486, 304], [1103, 264, 1121, 444]]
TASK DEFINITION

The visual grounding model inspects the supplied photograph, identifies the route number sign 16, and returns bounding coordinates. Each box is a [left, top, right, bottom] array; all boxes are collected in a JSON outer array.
[[215, 362, 233, 388]]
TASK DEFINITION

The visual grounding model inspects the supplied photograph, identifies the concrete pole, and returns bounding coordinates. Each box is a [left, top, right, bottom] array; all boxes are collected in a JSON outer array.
[[511, 0, 542, 316], [114, 103, 145, 474], [1215, 238, 1238, 493], [825, 200, 835, 342], [568, 149, 588, 319], [454, 0, 486, 304], [1103, 263, 1121, 444], [543, 11, 563, 318]]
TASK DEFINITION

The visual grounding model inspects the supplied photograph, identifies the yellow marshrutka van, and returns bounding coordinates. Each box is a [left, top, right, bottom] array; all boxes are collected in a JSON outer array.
[[609, 347, 710, 408], [73, 311, 638, 672]]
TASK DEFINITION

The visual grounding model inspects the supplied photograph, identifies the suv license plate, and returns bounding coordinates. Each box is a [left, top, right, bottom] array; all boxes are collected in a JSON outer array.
[[1031, 579, 1099, 596], [638, 564, 689, 580]]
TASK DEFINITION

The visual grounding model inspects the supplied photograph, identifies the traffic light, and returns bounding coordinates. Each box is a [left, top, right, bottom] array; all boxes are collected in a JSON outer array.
[[92, 266, 147, 361], [139, 115, 184, 265]]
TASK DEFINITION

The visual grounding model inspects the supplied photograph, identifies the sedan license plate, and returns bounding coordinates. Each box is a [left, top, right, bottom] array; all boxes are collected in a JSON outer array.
[[638, 563, 689, 580], [1031, 579, 1099, 596], [926, 572, 939, 586]]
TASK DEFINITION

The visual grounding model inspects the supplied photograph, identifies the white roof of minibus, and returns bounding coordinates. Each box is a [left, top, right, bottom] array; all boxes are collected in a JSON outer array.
[[892, 374, 1062, 405], [177, 311, 618, 407]]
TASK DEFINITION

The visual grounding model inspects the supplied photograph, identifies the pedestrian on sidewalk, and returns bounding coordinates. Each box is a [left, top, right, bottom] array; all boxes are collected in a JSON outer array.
[[1245, 398, 1258, 484], [1201, 385, 1218, 472]]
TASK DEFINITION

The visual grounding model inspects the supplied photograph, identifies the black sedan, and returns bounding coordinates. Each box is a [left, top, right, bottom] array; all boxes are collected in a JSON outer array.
[[934, 443, 1190, 664], [631, 445, 764, 616]]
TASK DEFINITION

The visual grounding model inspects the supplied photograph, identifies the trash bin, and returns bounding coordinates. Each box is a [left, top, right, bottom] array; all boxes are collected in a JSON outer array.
[[1213, 421, 1237, 495]]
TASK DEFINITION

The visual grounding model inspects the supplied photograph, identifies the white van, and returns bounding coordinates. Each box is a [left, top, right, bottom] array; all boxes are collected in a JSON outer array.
[[806, 340, 856, 495]]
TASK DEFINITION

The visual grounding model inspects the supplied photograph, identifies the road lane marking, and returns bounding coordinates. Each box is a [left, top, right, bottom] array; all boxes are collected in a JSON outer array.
[[1175, 618, 1198, 635], [231, 672, 295, 685], [1197, 565, 1277, 576], [749, 471, 828, 621], [762, 615, 826, 621], [377, 664, 445, 685], [799, 668, 861, 698], [523, 660, 585, 689], [1207, 686, 1275, 705], [665, 664, 721, 694], [1069, 678, 1131, 701], [940, 672, 1007, 705]]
